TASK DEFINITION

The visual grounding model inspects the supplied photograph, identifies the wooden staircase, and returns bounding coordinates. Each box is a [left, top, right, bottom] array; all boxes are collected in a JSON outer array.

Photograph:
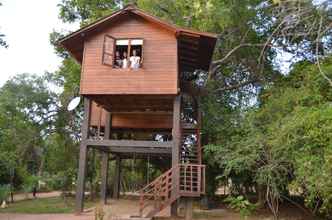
[[139, 119, 204, 218], [181, 125, 201, 164], [138, 95, 204, 218], [139, 163, 205, 218]]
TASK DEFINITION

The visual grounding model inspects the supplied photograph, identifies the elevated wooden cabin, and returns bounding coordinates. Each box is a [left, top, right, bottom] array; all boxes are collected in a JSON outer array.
[[59, 4, 217, 218]]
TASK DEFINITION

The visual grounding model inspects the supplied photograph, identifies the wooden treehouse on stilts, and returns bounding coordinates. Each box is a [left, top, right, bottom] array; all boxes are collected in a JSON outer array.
[[59, 4, 217, 219]]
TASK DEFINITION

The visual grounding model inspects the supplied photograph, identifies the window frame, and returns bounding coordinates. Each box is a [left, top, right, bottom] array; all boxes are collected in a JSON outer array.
[[128, 38, 144, 67], [111, 37, 144, 69]]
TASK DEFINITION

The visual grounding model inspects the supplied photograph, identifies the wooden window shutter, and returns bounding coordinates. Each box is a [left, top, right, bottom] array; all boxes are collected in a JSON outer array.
[[102, 35, 115, 66]]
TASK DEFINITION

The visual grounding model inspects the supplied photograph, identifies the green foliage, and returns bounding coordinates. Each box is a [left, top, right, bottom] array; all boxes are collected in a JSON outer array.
[[0, 73, 62, 193], [224, 195, 257, 218], [0, 2, 8, 48], [205, 57, 332, 217], [0, 185, 10, 202], [0, 33, 7, 48], [22, 175, 39, 194], [0, 72, 78, 193], [0, 151, 17, 185], [58, 0, 120, 25]]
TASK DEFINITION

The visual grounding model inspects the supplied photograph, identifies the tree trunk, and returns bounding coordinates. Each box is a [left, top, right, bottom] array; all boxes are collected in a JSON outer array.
[[256, 184, 266, 208]]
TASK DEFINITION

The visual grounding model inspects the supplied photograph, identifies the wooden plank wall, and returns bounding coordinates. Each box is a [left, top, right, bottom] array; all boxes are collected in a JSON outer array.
[[81, 13, 178, 95], [90, 103, 172, 129], [90, 101, 108, 127], [112, 113, 172, 129]]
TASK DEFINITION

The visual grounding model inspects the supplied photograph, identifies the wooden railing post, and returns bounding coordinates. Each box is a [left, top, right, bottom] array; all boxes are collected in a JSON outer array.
[[166, 173, 169, 200], [202, 166, 206, 194], [190, 165, 193, 192], [198, 166, 201, 194]]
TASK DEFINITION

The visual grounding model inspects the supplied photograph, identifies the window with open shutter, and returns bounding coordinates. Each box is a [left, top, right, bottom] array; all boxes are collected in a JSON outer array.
[[114, 38, 144, 69], [102, 35, 115, 66]]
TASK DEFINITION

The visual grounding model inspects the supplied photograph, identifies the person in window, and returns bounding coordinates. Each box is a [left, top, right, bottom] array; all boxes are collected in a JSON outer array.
[[130, 49, 141, 69], [115, 51, 122, 68], [122, 51, 129, 69]]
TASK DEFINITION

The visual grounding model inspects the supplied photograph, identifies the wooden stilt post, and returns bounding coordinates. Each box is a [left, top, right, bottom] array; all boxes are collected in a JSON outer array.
[[75, 97, 91, 214], [100, 112, 111, 204], [171, 94, 181, 216], [100, 152, 109, 204], [113, 155, 121, 199], [185, 198, 193, 220]]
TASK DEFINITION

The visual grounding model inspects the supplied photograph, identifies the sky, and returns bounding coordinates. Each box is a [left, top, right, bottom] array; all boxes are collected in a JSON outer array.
[[0, 0, 78, 86]]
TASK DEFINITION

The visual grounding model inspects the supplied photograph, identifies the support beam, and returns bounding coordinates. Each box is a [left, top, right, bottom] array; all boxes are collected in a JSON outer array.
[[90, 146, 171, 155], [86, 140, 172, 148], [100, 112, 111, 204], [100, 152, 109, 204], [75, 97, 91, 214], [172, 94, 181, 167], [171, 94, 181, 216], [86, 140, 172, 155], [185, 198, 193, 220], [113, 155, 121, 199], [76, 144, 88, 214]]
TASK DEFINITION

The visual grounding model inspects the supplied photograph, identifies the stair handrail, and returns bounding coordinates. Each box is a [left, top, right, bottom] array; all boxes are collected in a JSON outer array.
[[138, 163, 206, 217], [139, 165, 178, 216], [139, 166, 173, 194]]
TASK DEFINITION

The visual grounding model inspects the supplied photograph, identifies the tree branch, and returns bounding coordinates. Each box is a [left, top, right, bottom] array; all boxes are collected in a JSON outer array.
[[315, 16, 332, 87], [214, 79, 259, 92]]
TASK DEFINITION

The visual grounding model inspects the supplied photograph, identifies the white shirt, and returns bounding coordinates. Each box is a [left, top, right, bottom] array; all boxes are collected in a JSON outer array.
[[130, 56, 140, 69], [122, 58, 128, 69]]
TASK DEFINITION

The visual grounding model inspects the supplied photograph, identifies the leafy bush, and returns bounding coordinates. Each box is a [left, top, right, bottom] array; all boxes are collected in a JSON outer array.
[[0, 152, 17, 186], [224, 195, 257, 218], [0, 185, 10, 202], [44, 174, 65, 191], [22, 175, 39, 194]]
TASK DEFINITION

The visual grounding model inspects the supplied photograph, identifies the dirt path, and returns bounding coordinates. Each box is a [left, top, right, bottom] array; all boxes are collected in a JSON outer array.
[[0, 213, 93, 220], [0, 197, 313, 220], [12, 191, 62, 202]]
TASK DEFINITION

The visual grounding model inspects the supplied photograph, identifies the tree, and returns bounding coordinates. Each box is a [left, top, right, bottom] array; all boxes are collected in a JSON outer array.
[[0, 73, 59, 192], [0, 2, 8, 48], [205, 56, 332, 218]]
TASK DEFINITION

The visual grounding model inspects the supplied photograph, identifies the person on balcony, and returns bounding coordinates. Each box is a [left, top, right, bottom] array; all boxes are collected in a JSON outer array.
[[130, 49, 141, 69], [115, 51, 122, 68], [122, 51, 129, 69]]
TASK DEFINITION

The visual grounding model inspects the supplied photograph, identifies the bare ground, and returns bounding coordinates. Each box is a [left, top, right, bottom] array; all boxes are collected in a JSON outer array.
[[0, 197, 315, 220], [0, 213, 93, 220], [11, 191, 62, 202]]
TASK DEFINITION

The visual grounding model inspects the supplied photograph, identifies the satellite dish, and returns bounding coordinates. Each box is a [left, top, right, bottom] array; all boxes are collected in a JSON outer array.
[[67, 96, 81, 111]]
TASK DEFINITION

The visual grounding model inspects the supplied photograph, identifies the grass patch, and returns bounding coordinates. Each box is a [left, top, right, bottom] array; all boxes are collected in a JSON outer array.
[[0, 196, 96, 214]]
